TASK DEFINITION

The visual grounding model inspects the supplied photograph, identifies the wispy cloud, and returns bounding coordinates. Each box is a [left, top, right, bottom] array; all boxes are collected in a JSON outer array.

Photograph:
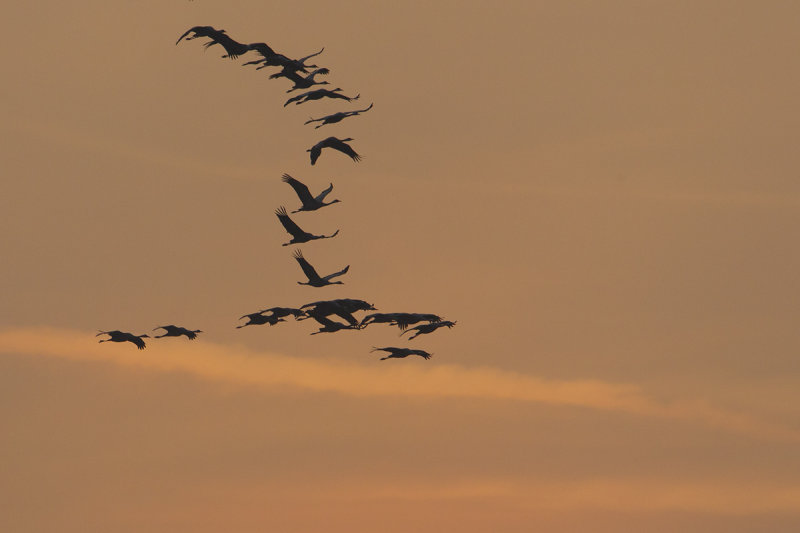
[[1, 327, 797, 442], [165, 476, 800, 517], [305, 477, 800, 515]]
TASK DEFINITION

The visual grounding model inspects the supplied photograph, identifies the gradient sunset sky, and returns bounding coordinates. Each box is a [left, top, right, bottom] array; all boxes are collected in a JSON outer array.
[[2, 1, 800, 531]]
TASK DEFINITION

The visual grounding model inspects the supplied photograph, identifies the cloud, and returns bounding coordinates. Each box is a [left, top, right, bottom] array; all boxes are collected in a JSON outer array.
[[1, 326, 797, 442], [313, 477, 800, 515], [164, 476, 800, 517]]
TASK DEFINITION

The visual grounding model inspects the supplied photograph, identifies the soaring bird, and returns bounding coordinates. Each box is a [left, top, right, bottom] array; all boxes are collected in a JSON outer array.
[[284, 88, 359, 107], [202, 31, 250, 59], [308, 314, 358, 335], [307, 137, 361, 165], [275, 206, 339, 246], [97, 330, 150, 350], [176, 26, 223, 45], [360, 312, 442, 330], [237, 312, 286, 328], [256, 307, 305, 319], [359, 313, 403, 329], [245, 42, 278, 59], [293, 249, 349, 287], [176, 26, 249, 59], [300, 298, 375, 327], [304, 103, 374, 129], [370, 347, 433, 361], [400, 320, 456, 340], [282, 174, 340, 213], [152, 325, 203, 340], [271, 68, 330, 92], [245, 46, 324, 74]]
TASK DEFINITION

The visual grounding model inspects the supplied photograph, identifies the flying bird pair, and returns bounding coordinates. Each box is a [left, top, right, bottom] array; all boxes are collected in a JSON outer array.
[[97, 325, 202, 349], [177, 26, 325, 70]]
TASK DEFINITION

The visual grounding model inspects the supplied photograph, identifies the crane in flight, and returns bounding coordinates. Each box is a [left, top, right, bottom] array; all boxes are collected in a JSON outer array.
[[293, 250, 349, 287], [370, 347, 433, 361], [400, 321, 456, 340], [304, 103, 374, 129], [236, 312, 286, 329], [244, 45, 324, 74], [255, 307, 306, 320], [307, 137, 361, 165], [361, 312, 442, 330], [96, 330, 150, 350], [308, 314, 359, 335], [275, 206, 339, 246], [176, 26, 249, 59], [272, 68, 330, 92], [281, 174, 340, 213], [152, 325, 203, 340], [284, 88, 359, 107]]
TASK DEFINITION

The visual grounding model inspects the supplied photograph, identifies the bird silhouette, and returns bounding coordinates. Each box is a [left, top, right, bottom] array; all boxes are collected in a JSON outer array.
[[96, 330, 150, 350], [293, 249, 349, 287], [272, 68, 330, 92], [237, 312, 286, 328], [308, 314, 359, 335], [176, 26, 223, 45], [255, 307, 306, 320], [370, 347, 433, 361], [360, 312, 442, 330], [304, 103, 374, 129], [202, 31, 250, 59], [307, 137, 361, 165], [284, 88, 359, 107], [152, 325, 203, 340], [359, 313, 402, 328], [282, 174, 340, 213], [245, 42, 278, 59], [300, 298, 375, 327], [275, 206, 339, 246], [244, 46, 324, 74], [400, 320, 456, 340], [176, 26, 249, 59]]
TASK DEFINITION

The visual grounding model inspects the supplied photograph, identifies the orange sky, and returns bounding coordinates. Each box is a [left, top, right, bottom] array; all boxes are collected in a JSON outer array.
[[2, 1, 800, 531]]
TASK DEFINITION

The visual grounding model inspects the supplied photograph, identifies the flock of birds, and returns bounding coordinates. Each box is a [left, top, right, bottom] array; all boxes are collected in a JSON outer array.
[[96, 24, 455, 362]]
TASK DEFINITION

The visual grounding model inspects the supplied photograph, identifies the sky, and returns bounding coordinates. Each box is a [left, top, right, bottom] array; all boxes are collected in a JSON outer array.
[[2, 1, 800, 531]]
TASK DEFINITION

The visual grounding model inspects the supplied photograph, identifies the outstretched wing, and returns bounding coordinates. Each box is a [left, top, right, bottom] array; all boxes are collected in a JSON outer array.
[[282, 174, 315, 205], [127, 334, 146, 350], [175, 28, 196, 45], [370, 346, 392, 354], [333, 309, 358, 327], [284, 93, 306, 107], [248, 42, 276, 58], [271, 69, 305, 84], [308, 143, 322, 165], [298, 47, 325, 64], [315, 182, 334, 202], [330, 139, 361, 162], [214, 33, 249, 59], [293, 250, 322, 282], [275, 206, 305, 238], [399, 325, 419, 337], [324, 264, 349, 282]]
